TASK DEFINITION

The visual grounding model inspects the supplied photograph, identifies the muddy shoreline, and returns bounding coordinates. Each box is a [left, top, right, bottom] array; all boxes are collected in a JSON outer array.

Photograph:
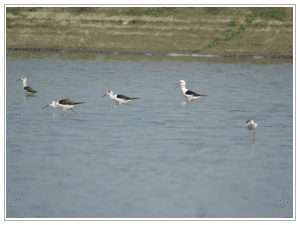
[[6, 48, 293, 65], [7, 46, 293, 59]]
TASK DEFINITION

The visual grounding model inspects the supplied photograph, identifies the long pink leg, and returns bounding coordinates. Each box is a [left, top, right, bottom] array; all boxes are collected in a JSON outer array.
[[71, 109, 77, 114]]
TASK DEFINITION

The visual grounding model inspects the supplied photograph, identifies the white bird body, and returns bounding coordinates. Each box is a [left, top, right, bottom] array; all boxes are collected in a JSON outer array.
[[102, 90, 140, 104], [17, 76, 37, 95], [178, 80, 206, 101], [246, 120, 257, 130], [43, 99, 84, 113]]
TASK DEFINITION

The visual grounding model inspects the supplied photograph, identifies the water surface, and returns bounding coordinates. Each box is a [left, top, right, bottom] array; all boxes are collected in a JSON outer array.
[[6, 54, 293, 218]]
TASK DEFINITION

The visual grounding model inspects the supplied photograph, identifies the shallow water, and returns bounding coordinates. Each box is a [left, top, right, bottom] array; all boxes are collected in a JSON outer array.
[[6, 54, 293, 218]]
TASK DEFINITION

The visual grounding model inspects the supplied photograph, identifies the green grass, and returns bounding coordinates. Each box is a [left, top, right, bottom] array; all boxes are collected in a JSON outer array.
[[251, 7, 287, 21], [125, 7, 177, 17], [6, 18, 13, 28], [260, 9, 286, 21], [204, 7, 223, 15]]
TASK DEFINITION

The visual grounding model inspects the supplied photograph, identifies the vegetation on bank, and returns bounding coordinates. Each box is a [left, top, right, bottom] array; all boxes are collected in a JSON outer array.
[[6, 7, 293, 59]]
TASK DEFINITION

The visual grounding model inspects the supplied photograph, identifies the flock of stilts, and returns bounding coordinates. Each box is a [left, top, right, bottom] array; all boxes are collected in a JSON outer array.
[[16, 76, 257, 131]]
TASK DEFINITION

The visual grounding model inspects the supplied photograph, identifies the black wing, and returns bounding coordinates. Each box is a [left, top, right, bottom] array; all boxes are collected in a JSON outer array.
[[59, 99, 84, 105], [117, 95, 131, 100], [117, 95, 140, 100], [24, 86, 37, 93], [185, 90, 199, 96], [185, 90, 206, 97]]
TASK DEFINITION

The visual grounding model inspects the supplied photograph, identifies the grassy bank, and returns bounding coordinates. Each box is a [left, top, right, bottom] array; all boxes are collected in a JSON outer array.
[[6, 7, 293, 60]]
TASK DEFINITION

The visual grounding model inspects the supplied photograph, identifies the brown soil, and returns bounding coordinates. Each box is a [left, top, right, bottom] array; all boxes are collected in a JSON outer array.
[[6, 7, 293, 62]]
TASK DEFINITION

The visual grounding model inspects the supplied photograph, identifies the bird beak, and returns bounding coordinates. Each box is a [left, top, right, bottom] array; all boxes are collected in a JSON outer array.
[[175, 83, 180, 89], [43, 105, 49, 109], [101, 94, 107, 98], [16, 79, 21, 82]]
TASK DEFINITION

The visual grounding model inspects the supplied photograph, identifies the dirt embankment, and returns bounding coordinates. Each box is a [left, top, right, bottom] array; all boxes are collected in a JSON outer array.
[[6, 7, 293, 60]]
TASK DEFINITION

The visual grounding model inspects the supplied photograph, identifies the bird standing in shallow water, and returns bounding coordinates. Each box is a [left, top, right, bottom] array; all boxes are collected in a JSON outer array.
[[43, 99, 85, 114], [246, 120, 257, 130], [246, 120, 257, 143], [17, 76, 37, 95], [102, 90, 140, 104], [176, 80, 206, 101]]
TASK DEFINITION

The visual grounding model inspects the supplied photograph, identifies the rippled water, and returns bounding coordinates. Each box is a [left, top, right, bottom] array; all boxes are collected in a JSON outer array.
[[6, 54, 293, 218]]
